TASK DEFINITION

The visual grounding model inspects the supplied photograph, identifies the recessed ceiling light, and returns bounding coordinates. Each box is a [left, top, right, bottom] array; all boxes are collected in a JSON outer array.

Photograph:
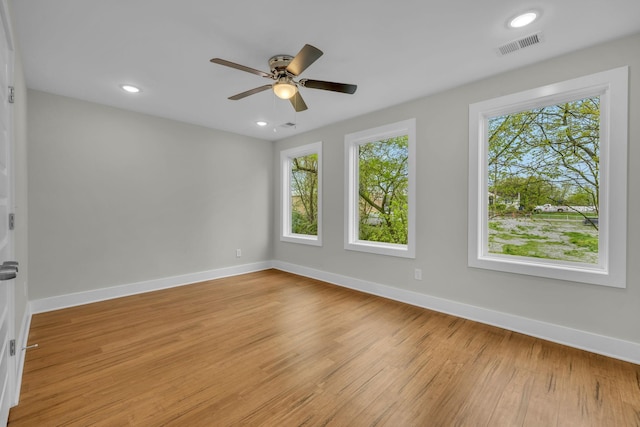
[[120, 84, 141, 93], [509, 11, 538, 28], [256, 121, 268, 127]]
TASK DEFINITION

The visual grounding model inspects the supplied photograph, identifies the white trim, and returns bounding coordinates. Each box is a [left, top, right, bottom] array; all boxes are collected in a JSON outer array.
[[271, 260, 640, 365], [22, 261, 640, 368], [468, 67, 628, 288], [30, 262, 272, 314], [344, 119, 416, 258], [280, 142, 322, 246], [13, 303, 31, 405], [0, 0, 13, 51]]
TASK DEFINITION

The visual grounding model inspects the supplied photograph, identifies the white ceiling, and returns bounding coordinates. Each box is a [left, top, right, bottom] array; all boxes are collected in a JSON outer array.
[[11, 0, 640, 141]]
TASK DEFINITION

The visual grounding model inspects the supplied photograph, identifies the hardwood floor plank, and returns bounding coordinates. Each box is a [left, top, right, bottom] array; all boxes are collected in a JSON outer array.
[[8, 270, 640, 426]]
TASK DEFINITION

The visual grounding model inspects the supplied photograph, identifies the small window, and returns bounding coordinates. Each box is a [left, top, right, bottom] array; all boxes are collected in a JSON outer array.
[[345, 119, 416, 258], [468, 67, 628, 287], [281, 142, 322, 246]]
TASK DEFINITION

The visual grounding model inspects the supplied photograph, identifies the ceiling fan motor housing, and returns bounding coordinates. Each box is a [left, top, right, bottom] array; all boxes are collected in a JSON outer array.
[[269, 55, 294, 76]]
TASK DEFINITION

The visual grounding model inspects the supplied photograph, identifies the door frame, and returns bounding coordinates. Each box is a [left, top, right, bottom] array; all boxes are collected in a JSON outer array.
[[0, 0, 16, 424]]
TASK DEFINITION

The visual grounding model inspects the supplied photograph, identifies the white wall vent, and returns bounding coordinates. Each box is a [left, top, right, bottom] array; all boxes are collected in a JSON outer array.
[[497, 32, 543, 56]]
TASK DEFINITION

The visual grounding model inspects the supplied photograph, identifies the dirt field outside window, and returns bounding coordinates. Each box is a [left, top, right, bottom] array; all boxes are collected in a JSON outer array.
[[488, 218, 598, 264]]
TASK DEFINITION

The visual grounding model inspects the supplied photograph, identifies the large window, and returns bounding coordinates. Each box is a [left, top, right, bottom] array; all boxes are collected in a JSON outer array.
[[468, 67, 628, 287], [281, 142, 322, 246], [345, 119, 416, 258]]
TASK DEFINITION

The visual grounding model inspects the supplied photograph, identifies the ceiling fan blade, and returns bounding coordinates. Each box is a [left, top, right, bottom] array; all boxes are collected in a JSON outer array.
[[286, 44, 323, 76], [301, 79, 357, 94], [289, 91, 308, 112], [228, 84, 272, 100], [210, 58, 272, 78]]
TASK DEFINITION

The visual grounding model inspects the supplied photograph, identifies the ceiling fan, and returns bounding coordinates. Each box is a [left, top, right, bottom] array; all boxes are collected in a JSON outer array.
[[210, 44, 357, 112]]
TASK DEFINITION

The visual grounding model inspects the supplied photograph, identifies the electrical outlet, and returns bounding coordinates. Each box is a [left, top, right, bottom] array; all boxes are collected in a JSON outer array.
[[414, 268, 422, 280], [236, 249, 242, 258]]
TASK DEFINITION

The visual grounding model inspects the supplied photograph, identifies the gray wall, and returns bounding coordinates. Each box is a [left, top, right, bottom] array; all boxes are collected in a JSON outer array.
[[27, 90, 273, 299], [273, 33, 640, 344]]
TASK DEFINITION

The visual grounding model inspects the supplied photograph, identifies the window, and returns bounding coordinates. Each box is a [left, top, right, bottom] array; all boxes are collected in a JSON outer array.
[[468, 67, 628, 287], [345, 119, 416, 258], [281, 142, 322, 246]]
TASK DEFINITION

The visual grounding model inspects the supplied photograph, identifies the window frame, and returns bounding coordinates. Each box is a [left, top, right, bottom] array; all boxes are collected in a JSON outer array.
[[280, 141, 322, 246], [344, 118, 416, 258], [468, 67, 628, 288]]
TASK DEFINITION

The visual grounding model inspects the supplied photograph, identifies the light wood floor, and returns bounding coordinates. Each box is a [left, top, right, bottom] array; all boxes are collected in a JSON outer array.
[[9, 269, 640, 426]]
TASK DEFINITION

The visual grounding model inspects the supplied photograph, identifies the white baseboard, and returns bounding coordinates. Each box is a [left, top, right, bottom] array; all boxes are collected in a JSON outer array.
[[29, 262, 272, 314], [14, 303, 32, 405], [24, 260, 640, 365], [271, 261, 640, 365]]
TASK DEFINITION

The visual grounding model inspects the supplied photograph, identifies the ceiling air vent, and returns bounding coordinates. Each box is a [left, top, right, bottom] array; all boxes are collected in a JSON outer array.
[[497, 32, 543, 56], [280, 122, 296, 128]]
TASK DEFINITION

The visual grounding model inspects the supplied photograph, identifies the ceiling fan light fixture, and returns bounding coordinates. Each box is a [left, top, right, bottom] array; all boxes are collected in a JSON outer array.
[[273, 78, 297, 99]]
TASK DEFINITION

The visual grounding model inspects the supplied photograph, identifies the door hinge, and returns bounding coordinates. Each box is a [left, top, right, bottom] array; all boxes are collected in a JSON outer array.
[[9, 339, 15, 356], [8, 213, 14, 230], [8, 85, 14, 104]]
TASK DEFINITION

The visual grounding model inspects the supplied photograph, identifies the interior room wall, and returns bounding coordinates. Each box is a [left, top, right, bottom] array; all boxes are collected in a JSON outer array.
[[27, 90, 273, 300], [273, 33, 640, 345]]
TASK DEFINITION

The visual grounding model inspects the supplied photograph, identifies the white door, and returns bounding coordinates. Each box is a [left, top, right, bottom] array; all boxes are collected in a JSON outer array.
[[0, 0, 14, 424]]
